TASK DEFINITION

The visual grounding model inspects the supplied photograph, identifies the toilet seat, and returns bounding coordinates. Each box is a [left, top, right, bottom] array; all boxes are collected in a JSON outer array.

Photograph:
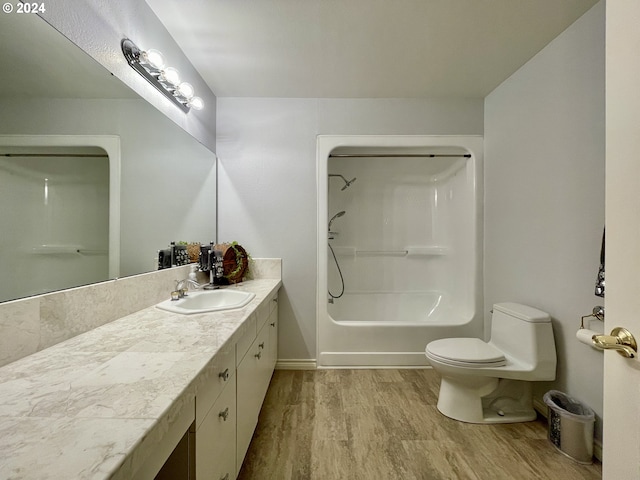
[[426, 338, 507, 368]]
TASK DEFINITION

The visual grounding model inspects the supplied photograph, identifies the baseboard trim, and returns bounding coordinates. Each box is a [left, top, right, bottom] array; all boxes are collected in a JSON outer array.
[[318, 351, 430, 367], [275, 359, 317, 370], [533, 398, 602, 462]]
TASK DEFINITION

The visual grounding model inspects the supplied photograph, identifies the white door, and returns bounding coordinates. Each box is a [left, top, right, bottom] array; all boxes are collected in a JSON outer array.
[[603, 1, 640, 477]]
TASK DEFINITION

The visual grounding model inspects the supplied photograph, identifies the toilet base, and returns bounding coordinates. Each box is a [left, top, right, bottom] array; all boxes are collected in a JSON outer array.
[[437, 376, 537, 424]]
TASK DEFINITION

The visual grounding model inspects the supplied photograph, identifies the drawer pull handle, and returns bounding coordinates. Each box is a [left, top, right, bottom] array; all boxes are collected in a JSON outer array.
[[255, 351, 262, 359], [270, 322, 276, 327], [218, 368, 230, 381], [273, 298, 278, 303], [259, 342, 265, 349], [219, 407, 229, 421], [221, 474, 230, 480]]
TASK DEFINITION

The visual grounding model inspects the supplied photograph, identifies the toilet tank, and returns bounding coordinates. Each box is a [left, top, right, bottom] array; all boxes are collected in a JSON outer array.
[[490, 303, 556, 378]]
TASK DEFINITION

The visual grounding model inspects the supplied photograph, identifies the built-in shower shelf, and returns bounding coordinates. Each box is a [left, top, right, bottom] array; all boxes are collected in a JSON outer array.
[[358, 250, 408, 257], [31, 245, 107, 255], [332, 246, 449, 257], [406, 246, 449, 256]]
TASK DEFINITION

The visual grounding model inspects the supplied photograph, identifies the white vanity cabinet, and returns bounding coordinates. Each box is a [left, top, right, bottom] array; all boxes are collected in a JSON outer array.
[[195, 374, 236, 480], [195, 341, 236, 480], [236, 291, 279, 474], [195, 289, 279, 480]]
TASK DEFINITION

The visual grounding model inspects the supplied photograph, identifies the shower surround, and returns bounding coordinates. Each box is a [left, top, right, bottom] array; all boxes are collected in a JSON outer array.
[[317, 136, 483, 367]]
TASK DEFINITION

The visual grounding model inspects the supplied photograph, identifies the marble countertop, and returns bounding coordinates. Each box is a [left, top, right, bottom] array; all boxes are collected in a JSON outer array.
[[0, 278, 282, 480]]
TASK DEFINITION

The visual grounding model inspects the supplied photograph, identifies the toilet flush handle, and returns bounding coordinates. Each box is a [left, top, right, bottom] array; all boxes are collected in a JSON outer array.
[[592, 327, 637, 358]]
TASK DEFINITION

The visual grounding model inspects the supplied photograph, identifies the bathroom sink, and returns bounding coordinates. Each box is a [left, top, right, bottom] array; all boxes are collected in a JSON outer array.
[[156, 289, 256, 315]]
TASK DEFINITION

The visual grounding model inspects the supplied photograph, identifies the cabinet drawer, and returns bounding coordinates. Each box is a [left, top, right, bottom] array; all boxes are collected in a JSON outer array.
[[256, 292, 278, 332], [268, 292, 278, 315], [196, 374, 236, 480], [195, 341, 235, 429]]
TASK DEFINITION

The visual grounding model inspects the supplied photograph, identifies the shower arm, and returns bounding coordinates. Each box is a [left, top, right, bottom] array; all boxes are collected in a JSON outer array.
[[329, 174, 357, 191]]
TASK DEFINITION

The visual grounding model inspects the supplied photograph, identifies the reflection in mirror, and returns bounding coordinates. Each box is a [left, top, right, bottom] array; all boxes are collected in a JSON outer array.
[[0, 145, 109, 302], [0, 12, 217, 303]]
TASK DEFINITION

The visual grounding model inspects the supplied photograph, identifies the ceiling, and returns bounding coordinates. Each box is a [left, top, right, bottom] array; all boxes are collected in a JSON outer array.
[[146, 0, 599, 99]]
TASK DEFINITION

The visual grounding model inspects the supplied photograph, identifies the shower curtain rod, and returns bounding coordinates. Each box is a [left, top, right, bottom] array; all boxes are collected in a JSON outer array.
[[2, 153, 109, 158], [329, 153, 471, 158]]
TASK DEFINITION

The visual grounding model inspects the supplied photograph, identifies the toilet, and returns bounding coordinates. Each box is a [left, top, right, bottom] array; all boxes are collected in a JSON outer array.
[[425, 302, 556, 424]]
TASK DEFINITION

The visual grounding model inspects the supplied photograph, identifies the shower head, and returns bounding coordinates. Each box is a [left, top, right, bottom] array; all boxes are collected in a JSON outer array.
[[328, 210, 346, 231], [329, 174, 357, 191], [341, 177, 357, 191]]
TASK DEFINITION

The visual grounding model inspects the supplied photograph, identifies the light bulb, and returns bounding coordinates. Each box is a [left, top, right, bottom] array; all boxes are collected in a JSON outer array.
[[160, 67, 180, 86], [188, 96, 204, 110], [141, 49, 165, 70], [176, 82, 194, 99]]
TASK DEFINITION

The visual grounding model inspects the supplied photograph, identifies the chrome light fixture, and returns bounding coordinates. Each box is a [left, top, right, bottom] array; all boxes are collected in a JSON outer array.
[[121, 38, 204, 113]]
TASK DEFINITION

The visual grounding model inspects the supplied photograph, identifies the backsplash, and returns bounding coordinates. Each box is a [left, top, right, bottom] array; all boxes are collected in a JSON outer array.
[[0, 258, 281, 367]]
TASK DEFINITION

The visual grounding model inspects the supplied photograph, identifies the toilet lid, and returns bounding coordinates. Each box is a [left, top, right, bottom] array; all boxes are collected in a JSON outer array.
[[425, 338, 506, 367]]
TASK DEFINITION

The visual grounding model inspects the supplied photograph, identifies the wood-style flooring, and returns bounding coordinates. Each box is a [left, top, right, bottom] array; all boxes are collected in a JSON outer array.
[[238, 369, 602, 480]]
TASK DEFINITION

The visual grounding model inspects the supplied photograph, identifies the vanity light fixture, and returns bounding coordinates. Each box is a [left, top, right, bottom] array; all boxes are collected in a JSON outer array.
[[121, 38, 204, 113]]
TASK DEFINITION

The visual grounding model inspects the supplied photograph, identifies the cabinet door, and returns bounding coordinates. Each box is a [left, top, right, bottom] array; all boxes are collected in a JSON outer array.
[[255, 321, 272, 402], [196, 374, 236, 480], [236, 324, 269, 472], [268, 298, 278, 371]]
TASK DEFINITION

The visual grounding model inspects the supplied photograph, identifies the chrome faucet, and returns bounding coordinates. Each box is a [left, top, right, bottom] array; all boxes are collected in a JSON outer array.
[[172, 279, 188, 300]]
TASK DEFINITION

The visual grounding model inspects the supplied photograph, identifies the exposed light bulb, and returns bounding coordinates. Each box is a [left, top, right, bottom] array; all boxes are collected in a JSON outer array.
[[160, 67, 180, 86], [122, 39, 203, 114], [176, 82, 195, 99], [141, 49, 165, 70], [188, 96, 204, 110]]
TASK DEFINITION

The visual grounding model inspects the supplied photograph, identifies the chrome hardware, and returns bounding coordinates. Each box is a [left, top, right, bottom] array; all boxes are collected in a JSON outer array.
[[591, 305, 604, 321], [258, 342, 265, 349], [255, 351, 262, 359], [174, 280, 187, 298], [592, 327, 637, 358], [172, 279, 189, 299], [270, 322, 276, 327], [580, 306, 605, 328], [218, 407, 229, 421], [218, 368, 229, 381]]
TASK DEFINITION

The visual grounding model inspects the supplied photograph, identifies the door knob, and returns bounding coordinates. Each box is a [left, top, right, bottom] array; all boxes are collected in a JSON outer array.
[[592, 327, 637, 358]]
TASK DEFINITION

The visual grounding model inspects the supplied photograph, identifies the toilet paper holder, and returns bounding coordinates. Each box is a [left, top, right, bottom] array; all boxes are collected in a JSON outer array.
[[580, 306, 604, 328]]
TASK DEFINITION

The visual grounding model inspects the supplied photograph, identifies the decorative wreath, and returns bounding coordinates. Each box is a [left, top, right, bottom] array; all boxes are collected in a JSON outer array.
[[214, 241, 251, 283]]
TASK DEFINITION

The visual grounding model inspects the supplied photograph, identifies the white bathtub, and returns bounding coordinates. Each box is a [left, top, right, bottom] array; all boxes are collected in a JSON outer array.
[[328, 291, 467, 325]]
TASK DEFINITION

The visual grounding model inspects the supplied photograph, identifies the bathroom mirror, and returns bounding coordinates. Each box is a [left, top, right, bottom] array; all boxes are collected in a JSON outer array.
[[0, 13, 217, 303]]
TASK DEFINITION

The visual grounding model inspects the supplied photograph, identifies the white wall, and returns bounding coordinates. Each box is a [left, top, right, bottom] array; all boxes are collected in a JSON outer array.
[[484, 0, 604, 439], [217, 98, 483, 360]]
